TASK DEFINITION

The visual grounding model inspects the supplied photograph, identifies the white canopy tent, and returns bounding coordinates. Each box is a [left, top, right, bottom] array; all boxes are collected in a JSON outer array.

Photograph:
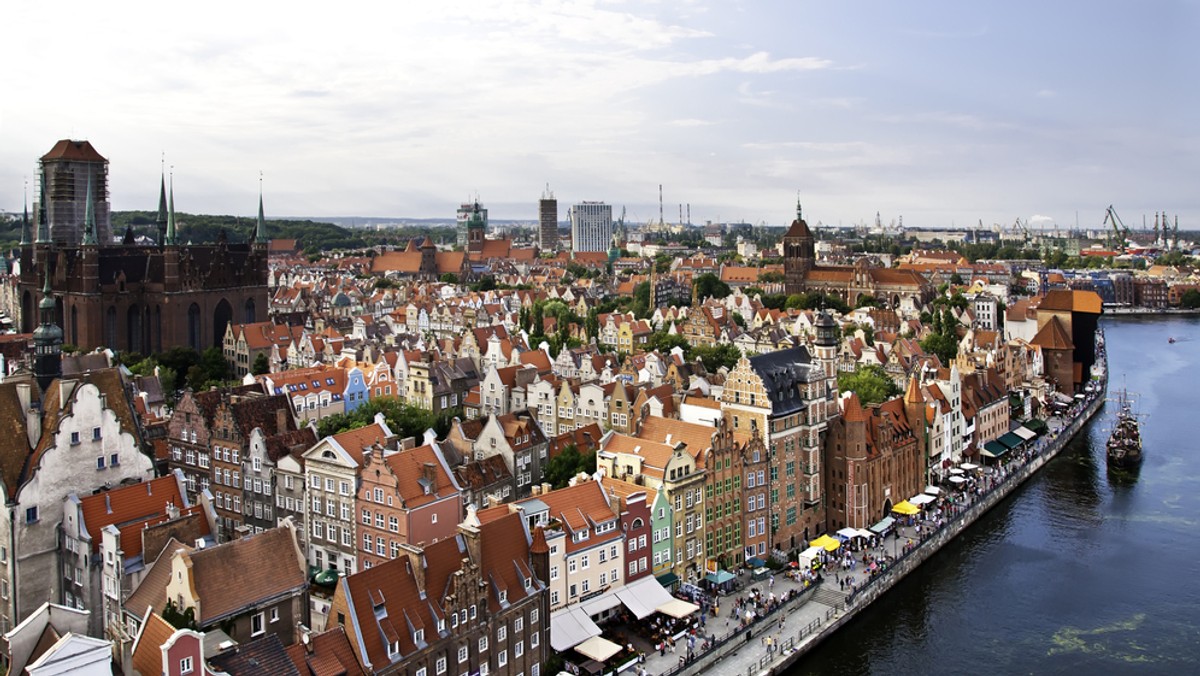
[[949, 475, 967, 484], [836, 527, 863, 539], [574, 635, 623, 662], [856, 528, 875, 539], [657, 598, 700, 619], [909, 493, 936, 505], [961, 462, 980, 471], [924, 485, 942, 495], [550, 606, 602, 652]]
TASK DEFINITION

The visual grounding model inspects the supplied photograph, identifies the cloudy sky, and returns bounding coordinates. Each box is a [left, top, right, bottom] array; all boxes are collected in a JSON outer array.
[[1, 1, 1196, 230]]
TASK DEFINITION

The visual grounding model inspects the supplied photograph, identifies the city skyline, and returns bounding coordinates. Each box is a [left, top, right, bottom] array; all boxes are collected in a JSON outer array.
[[1, 1, 1195, 230]]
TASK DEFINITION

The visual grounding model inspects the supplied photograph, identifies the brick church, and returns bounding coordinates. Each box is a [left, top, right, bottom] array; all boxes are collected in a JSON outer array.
[[12, 140, 269, 354], [782, 199, 934, 307]]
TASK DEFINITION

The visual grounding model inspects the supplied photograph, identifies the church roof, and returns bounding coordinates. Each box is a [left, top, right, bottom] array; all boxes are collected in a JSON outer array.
[[41, 139, 106, 163], [784, 217, 812, 239]]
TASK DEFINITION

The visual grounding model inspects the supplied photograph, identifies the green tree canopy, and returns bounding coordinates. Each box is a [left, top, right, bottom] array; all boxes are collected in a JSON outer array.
[[693, 272, 731, 300], [837, 365, 901, 405], [542, 444, 597, 489], [316, 396, 459, 440], [251, 352, 270, 375], [690, 343, 742, 371]]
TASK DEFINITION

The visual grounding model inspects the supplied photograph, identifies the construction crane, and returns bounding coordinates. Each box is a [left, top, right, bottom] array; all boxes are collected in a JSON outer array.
[[1103, 205, 1130, 250]]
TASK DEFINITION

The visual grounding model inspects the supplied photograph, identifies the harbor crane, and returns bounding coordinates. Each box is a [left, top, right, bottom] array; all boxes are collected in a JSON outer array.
[[1103, 205, 1130, 250]]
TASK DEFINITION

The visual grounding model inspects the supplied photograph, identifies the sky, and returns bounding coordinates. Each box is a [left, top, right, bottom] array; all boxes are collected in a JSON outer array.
[[1, 1, 1196, 231]]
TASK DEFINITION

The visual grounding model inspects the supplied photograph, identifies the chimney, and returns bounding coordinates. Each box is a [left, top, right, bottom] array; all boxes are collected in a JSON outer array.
[[105, 494, 112, 514], [166, 501, 180, 520], [277, 407, 289, 432], [422, 462, 437, 492]]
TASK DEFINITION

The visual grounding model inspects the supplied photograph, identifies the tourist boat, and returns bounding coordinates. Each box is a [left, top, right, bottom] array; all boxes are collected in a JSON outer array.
[[1106, 391, 1142, 469], [1168, 337, 1176, 344]]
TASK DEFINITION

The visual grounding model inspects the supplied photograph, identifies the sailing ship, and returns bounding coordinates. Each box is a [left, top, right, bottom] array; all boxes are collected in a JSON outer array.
[[1106, 390, 1142, 469]]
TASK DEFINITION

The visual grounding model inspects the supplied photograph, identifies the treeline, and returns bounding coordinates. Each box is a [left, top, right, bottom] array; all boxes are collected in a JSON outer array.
[[110, 211, 369, 253]]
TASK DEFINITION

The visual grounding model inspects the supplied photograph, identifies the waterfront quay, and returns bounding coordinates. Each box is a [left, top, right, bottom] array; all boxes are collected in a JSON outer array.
[[624, 359, 1107, 676]]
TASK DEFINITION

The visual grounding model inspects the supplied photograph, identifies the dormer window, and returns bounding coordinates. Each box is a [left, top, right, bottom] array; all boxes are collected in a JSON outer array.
[[388, 640, 400, 657], [498, 590, 507, 603], [414, 628, 424, 644]]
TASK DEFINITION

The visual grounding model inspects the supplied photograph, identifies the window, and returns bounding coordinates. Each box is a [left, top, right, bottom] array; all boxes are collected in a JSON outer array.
[[498, 650, 508, 667], [340, 481, 351, 496], [253, 457, 262, 472], [530, 631, 539, 649], [515, 641, 524, 658], [479, 636, 488, 652], [180, 656, 194, 674], [325, 478, 335, 492], [389, 516, 399, 532], [96, 456, 106, 470], [312, 475, 321, 489], [458, 646, 469, 663], [436, 656, 447, 674], [70, 431, 80, 445], [251, 611, 265, 636], [25, 507, 38, 524]]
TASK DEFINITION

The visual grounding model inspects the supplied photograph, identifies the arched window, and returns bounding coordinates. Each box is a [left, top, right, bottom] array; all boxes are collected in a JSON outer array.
[[127, 304, 142, 354], [244, 298, 256, 324], [106, 306, 118, 348], [188, 303, 202, 351]]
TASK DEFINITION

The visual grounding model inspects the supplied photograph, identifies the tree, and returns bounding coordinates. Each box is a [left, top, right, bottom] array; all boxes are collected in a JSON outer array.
[[542, 444, 597, 489], [758, 270, 785, 284], [439, 272, 459, 284], [585, 311, 600, 342], [731, 313, 747, 329], [1180, 289, 1200, 309], [251, 352, 270, 375], [837, 365, 900, 405], [162, 599, 197, 630], [693, 273, 731, 300], [632, 282, 651, 318], [647, 331, 690, 354], [690, 343, 741, 371], [316, 396, 459, 440]]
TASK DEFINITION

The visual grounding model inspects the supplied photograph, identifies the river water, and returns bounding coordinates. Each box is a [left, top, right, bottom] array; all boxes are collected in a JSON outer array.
[[792, 315, 1200, 675]]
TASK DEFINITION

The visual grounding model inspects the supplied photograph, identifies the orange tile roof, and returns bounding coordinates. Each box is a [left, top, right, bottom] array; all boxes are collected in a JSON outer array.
[[384, 444, 457, 509], [78, 475, 185, 557], [636, 417, 716, 458], [131, 612, 175, 676]]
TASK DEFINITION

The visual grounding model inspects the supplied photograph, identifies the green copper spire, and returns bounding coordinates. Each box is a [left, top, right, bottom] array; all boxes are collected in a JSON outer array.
[[165, 175, 177, 245], [39, 268, 54, 310], [81, 176, 98, 246], [156, 173, 168, 224], [35, 174, 49, 244]]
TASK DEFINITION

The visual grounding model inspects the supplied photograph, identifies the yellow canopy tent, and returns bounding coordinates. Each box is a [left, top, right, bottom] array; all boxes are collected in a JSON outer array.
[[809, 534, 841, 551], [892, 500, 920, 515]]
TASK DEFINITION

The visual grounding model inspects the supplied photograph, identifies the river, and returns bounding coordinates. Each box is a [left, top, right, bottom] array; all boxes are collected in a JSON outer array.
[[791, 315, 1200, 675]]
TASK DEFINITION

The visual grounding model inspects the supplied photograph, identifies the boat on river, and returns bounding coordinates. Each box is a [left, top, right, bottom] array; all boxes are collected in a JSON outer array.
[[1106, 390, 1142, 469]]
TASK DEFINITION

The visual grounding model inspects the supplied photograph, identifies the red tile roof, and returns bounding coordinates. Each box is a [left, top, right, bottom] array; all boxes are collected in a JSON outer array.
[[78, 475, 186, 557]]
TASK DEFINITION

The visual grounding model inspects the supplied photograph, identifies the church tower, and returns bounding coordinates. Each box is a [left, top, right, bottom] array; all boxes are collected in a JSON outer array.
[[466, 200, 485, 254], [34, 271, 63, 393], [782, 195, 815, 295]]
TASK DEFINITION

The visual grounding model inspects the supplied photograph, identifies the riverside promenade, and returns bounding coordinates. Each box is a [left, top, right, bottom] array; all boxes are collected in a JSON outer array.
[[624, 354, 1107, 676]]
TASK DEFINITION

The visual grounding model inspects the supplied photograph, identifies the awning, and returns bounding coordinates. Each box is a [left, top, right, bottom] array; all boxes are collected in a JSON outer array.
[[982, 441, 1010, 458], [948, 467, 965, 475], [656, 572, 679, 587], [580, 591, 623, 616], [705, 570, 736, 585], [909, 494, 935, 505], [960, 462, 980, 470], [746, 557, 766, 568], [856, 528, 875, 540], [1024, 419, 1048, 434], [997, 431, 1025, 449], [892, 501, 920, 515], [836, 527, 862, 540], [1013, 427, 1037, 441], [657, 598, 700, 619], [809, 534, 841, 551], [616, 576, 674, 619], [948, 475, 967, 484], [550, 606, 602, 652], [574, 635, 622, 662], [870, 516, 895, 533], [924, 485, 942, 495]]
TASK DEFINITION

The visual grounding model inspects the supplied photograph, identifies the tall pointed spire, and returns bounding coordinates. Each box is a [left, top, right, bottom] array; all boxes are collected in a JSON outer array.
[[81, 175, 98, 246], [35, 173, 50, 244], [19, 184, 30, 246], [796, 190, 803, 221], [165, 173, 177, 245], [254, 173, 266, 244]]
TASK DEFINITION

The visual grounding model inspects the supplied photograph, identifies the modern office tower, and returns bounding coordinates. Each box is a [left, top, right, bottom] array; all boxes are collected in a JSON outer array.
[[569, 201, 612, 253]]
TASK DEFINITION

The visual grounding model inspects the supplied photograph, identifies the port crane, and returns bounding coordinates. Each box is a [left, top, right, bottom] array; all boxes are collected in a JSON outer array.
[[1103, 205, 1130, 250]]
